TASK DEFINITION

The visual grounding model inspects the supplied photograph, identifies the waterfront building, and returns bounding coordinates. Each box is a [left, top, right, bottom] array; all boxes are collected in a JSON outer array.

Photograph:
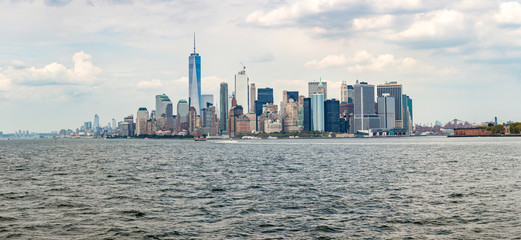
[[189, 106, 197, 136], [177, 99, 189, 131], [119, 122, 131, 137], [377, 94, 396, 130], [93, 114, 100, 134], [220, 82, 229, 134], [308, 78, 327, 99], [255, 88, 274, 116], [311, 93, 324, 132], [235, 67, 249, 113], [165, 103, 174, 130], [189, 34, 202, 114], [136, 107, 149, 136], [112, 118, 117, 130], [249, 83, 256, 114], [341, 82, 354, 103], [377, 82, 403, 128], [402, 94, 413, 134], [123, 115, 134, 136], [324, 99, 340, 132], [353, 81, 379, 132], [155, 94, 170, 117], [303, 98, 312, 131], [283, 99, 301, 132]]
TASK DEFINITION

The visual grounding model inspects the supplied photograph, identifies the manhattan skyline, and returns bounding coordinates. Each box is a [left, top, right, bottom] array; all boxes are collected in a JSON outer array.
[[1, 0, 521, 132]]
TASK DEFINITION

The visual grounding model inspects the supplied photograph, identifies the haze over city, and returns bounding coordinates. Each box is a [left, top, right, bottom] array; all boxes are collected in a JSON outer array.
[[1, 0, 521, 133]]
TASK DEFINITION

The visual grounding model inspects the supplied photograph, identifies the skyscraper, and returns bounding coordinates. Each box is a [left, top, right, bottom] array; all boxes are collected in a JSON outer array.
[[93, 114, 99, 130], [220, 82, 229, 134], [177, 99, 189, 131], [311, 93, 324, 132], [377, 82, 403, 128], [255, 87, 273, 116], [341, 82, 354, 103], [155, 94, 169, 117], [308, 78, 327, 99], [324, 99, 340, 132], [341, 82, 348, 103], [249, 83, 256, 114], [353, 81, 379, 132], [136, 107, 149, 136], [189, 34, 202, 114], [402, 94, 413, 134], [201, 94, 214, 109], [235, 67, 249, 112], [377, 94, 396, 130], [303, 98, 312, 131], [112, 118, 117, 130]]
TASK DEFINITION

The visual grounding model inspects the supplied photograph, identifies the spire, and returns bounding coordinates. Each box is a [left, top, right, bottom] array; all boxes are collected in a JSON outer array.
[[318, 77, 323, 87], [193, 32, 196, 53]]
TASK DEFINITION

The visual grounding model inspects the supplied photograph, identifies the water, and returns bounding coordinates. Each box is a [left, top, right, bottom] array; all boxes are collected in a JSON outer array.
[[1, 137, 521, 239]]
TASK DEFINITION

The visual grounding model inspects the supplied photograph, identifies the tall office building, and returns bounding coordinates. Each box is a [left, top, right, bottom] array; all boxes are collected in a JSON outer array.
[[341, 82, 348, 103], [155, 94, 170, 117], [249, 83, 256, 114], [112, 118, 117, 130], [402, 94, 413, 134], [341, 82, 354, 103], [165, 103, 174, 130], [189, 34, 202, 114], [303, 98, 312, 131], [235, 67, 249, 112], [353, 81, 379, 132], [93, 114, 99, 130], [377, 94, 396, 130], [377, 82, 403, 128], [255, 87, 273, 116], [136, 107, 149, 136], [308, 78, 327, 99], [311, 93, 324, 132], [177, 99, 189, 131], [201, 94, 214, 109], [287, 91, 299, 102], [324, 99, 340, 132], [220, 82, 229, 133]]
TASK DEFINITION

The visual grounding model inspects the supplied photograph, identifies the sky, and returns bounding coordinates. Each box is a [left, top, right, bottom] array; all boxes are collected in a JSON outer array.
[[1, 0, 521, 133]]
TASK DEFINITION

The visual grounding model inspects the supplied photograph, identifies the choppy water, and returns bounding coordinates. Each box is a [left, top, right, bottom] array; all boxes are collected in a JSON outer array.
[[1, 137, 521, 239]]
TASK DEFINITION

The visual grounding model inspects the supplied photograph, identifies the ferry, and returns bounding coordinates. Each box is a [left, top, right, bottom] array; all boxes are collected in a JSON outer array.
[[195, 137, 207, 141]]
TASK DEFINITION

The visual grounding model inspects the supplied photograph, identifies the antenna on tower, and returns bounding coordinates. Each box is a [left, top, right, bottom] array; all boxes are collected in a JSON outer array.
[[193, 32, 196, 53]]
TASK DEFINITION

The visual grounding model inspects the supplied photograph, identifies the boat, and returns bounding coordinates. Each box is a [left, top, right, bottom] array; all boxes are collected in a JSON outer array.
[[195, 137, 207, 141]]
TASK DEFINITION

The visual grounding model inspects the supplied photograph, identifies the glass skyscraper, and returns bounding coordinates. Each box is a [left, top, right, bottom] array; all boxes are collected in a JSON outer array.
[[324, 99, 340, 132], [311, 93, 324, 132], [189, 37, 202, 114], [255, 87, 273, 116]]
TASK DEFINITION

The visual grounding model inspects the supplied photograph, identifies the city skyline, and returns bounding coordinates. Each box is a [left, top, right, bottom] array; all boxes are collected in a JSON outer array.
[[1, 0, 521, 132]]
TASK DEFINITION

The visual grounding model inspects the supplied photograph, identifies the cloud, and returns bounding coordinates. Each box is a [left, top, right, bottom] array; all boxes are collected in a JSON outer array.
[[353, 14, 394, 30], [137, 79, 162, 89], [2, 51, 101, 86], [305, 54, 347, 69], [393, 10, 470, 48], [0, 73, 12, 91], [496, 1, 521, 25], [347, 51, 417, 72]]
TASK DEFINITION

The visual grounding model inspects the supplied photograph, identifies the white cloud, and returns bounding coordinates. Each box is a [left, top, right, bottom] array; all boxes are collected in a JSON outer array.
[[496, 1, 521, 25], [396, 10, 466, 39], [2, 51, 101, 86], [245, 0, 343, 26], [347, 51, 417, 72], [305, 54, 347, 69], [353, 14, 394, 30], [0, 73, 12, 91], [137, 79, 162, 89]]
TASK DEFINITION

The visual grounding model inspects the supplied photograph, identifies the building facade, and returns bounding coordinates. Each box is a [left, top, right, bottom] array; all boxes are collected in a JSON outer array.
[[377, 82, 403, 128], [311, 93, 324, 132]]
